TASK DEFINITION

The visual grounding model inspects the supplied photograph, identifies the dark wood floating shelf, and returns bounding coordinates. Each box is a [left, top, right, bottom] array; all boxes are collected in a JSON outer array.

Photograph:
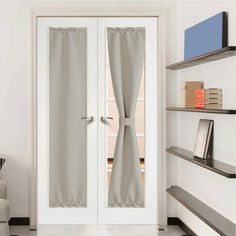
[[166, 107, 236, 114], [166, 147, 236, 178], [166, 46, 236, 70], [167, 186, 236, 236]]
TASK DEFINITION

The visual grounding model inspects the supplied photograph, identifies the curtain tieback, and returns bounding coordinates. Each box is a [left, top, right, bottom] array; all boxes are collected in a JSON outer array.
[[119, 117, 135, 126]]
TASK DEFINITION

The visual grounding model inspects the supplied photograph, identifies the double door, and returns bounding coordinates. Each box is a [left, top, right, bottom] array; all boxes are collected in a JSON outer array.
[[37, 17, 158, 224]]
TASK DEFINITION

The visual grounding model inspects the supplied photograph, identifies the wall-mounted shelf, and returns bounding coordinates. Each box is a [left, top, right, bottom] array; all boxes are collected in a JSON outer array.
[[166, 147, 236, 178], [166, 107, 236, 114], [166, 46, 236, 70], [167, 186, 236, 236]]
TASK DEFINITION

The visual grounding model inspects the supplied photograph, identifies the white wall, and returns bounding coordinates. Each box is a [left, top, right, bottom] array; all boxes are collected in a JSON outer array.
[[1, 1, 234, 233], [167, 1, 236, 235], [0, 0, 178, 219], [0, 2, 31, 217]]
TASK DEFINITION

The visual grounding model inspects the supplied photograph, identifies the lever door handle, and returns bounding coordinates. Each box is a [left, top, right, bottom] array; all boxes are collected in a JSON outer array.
[[101, 116, 113, 121], [81, 116, 94, 122]]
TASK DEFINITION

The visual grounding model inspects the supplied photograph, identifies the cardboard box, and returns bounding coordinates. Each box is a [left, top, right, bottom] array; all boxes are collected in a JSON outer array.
[[182, 81, 204, 108]]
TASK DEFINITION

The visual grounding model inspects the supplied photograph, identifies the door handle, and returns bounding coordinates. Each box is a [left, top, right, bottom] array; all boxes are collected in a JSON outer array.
[[101, 116, 113, 121], [81, 116, 94, 122]]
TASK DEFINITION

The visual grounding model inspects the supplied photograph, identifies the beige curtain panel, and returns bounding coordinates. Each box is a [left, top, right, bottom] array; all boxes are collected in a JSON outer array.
[[49, 28, 87, 207], [107, 27, 145, 207]]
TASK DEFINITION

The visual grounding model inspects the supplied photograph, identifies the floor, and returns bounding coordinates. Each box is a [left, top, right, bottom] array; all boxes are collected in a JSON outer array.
[[10, 225, 185, 236]]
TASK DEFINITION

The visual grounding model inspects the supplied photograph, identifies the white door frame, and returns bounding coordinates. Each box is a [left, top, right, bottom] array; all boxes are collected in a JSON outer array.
[[30, 4, 167, 229]]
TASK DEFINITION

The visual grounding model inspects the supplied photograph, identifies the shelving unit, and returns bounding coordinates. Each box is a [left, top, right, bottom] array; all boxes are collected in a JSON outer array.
[[167, 186, 236, 236], [166, 46, 236, 70], [166, 107, 236, 114], [167, 147, 236, 178], [166, 45, 236, 234]]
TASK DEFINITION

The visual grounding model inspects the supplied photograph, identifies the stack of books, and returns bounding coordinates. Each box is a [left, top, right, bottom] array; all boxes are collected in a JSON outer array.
[[195, 88, 222, 109], [195, 89, 205, 109], [205, 88, 222, 109]]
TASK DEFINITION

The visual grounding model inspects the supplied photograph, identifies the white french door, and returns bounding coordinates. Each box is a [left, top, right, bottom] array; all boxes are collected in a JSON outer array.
[[37, 18, 98, 224], [37, 17, 158, 225], [97, 18, 157, 224]]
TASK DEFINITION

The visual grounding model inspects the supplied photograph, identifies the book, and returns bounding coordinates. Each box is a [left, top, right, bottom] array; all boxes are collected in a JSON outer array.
[[195, 99, 205, 103], [182, 81, 204, 108], [205, 88, 222, 94], [195, 88, 223, 109], [193, 119, 214, 159], [196, 103, 205, 106], [205, 94, 222, 99], [195, 89, 205, 94], [205, 104, 222, 109], [0, 158, 6, 170], [195, 95, 205, 99], [195, 91, 205, 108], [205, 99, 222, 104], [196, 104, 205, 109], [195, 98, 223, 101]]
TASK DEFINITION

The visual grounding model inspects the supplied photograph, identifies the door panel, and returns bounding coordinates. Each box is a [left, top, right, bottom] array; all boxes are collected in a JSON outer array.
[[98, 17, 158, 224], [37, 17, 98, 224]]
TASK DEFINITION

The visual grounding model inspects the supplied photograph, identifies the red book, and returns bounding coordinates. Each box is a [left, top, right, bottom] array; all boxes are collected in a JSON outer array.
[[195, 89, 205, 94], [195, 99, 205, 102], [196, 104, 205, 108], [195, 94, 205, 98], [196, 104, 205, 106]]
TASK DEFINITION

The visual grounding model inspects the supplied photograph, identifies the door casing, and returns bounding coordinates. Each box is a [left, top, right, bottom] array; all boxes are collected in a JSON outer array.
[[31, 5, 167, 229]]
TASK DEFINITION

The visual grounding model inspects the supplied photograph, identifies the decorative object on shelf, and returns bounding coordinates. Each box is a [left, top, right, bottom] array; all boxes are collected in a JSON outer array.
[[195, 88, 223, 109], [195, 89, 205, 109], [205, 88, 222, 109], [184, 12, 227, 60], [181, 81, 203, 108], [193, 119, 214, 159], [0, 158, 6, 170]]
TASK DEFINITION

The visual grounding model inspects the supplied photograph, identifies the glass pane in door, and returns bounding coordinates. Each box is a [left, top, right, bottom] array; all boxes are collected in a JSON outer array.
[[49, 28, 88, 207]]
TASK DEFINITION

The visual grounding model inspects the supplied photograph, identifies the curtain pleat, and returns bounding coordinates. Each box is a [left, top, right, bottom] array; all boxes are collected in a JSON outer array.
[[49, 28, 87, 207], [107, 27, 145, 207]]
